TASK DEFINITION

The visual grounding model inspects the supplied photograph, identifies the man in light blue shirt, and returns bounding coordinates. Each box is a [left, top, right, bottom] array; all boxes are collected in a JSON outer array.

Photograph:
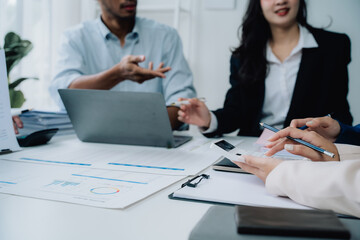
[[50, 0, 196, 129]]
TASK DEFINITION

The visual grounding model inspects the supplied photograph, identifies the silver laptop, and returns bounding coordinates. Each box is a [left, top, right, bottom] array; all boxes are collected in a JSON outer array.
[[58, 89, 192, 148]]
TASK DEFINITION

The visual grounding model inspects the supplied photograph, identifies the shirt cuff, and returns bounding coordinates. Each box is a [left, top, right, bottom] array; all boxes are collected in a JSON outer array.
[[336, 121, 353, 143], [199, 111, 218, 134], [265, 161, 288, 197]]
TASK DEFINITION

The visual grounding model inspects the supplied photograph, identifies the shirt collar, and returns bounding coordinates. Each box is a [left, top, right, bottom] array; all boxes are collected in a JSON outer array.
[[267, 24, 318, 63], [97, 16, 140, 42]]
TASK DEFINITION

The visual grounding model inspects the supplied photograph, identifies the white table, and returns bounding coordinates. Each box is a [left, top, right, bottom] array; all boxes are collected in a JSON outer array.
[[0, 130, 258, 240]]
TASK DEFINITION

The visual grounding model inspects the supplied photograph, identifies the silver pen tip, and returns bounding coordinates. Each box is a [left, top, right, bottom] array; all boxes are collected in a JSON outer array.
[[324, 151, 335, 158]]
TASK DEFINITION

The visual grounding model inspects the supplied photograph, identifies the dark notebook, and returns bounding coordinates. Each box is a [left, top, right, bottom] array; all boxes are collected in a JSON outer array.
[[212, 157, 249, 173], [235, 205, 351, 239]]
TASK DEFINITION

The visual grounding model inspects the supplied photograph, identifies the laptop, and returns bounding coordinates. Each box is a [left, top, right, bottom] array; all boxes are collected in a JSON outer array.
[[58, 89, 192, 148]]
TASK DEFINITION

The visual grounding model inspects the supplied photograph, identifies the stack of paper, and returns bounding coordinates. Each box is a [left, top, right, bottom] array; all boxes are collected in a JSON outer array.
[[0, 49, 21, 153], [18, 110, 74, 135]]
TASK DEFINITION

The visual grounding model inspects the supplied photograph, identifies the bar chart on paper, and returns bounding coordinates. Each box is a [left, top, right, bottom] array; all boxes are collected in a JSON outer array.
[[2, 137, 221, 175], [0, 160, 184, 208]]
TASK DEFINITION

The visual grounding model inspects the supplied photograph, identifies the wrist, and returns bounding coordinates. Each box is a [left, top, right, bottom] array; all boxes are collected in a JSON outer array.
[[201, 111, 211, 129], [109, 65, 125, 83]]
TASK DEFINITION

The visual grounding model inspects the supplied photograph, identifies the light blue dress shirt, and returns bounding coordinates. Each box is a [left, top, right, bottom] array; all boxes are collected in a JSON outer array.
[[50, 16, 196, 109]]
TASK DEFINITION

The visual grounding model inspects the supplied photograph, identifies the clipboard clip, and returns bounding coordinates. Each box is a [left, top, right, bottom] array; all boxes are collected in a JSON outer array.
[[181, 174, 210, 188]]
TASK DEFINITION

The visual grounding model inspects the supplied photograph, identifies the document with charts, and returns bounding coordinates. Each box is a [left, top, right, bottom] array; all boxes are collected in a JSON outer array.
[[1, 137, 222, 176], [0, 49, 21, 153], [0, 160, 184, 208]]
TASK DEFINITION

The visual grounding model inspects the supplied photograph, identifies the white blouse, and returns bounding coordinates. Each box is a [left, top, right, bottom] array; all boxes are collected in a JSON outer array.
[[261, 25, 318, 129], [204, 25, 318, 133]]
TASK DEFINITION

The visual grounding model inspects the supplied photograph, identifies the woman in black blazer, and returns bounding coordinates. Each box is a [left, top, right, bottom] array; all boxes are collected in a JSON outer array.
[[178, 0, 352, 137]]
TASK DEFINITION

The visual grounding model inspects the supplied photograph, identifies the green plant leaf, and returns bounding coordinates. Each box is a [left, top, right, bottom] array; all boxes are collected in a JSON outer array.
[[9, 77, 38, 89], [4, 32, 33, 76], [4, 32, 21, 49], [9, 88, 26, 108]]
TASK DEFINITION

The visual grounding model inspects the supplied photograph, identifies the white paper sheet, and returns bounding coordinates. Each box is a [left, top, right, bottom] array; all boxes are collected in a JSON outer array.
[[0, 159, 184, 208], [173, 169, 310, 210], [256, 129, 304, 160], [1, 137, 220, 176], [0, 49, 21, 153]]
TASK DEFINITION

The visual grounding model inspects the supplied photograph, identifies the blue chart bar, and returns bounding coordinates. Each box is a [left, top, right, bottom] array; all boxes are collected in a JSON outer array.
[[20, 157, 92, 166], [0, 181, 16, 185], [108, 163, 185, 171], [47, 180, 63, 186], [72, 174, 148, 185], [47, 180, 80, 187], [61, 182, 80, 187]]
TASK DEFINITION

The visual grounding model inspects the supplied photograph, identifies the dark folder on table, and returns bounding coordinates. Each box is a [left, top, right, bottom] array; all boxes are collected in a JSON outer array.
[[189, 206, 355, 240]]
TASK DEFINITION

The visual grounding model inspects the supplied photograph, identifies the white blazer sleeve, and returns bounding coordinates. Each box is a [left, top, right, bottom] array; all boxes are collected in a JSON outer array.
[[266, 159, 360, 217]]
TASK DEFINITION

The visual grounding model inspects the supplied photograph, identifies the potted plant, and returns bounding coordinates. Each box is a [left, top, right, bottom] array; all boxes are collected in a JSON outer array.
[[2, 32, 37, 108]]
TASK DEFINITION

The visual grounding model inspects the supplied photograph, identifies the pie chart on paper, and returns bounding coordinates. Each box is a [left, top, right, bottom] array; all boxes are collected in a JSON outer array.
[[90, 187, 120, 195]]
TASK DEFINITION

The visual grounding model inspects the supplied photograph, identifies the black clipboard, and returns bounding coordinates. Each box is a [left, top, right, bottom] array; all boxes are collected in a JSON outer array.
[[168, 192, 234, 206]]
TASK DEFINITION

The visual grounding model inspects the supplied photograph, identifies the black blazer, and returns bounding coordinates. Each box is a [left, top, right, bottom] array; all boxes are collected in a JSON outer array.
[[206, 27, 353, 137]]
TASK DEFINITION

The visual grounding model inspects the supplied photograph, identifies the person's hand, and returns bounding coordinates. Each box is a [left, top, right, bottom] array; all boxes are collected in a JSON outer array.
[[12, 115, 23, 134], [233, 155, 283, 183], [265, 127, 340, 162], [115, 55, 171, 84], [290, 116, 340, 142], [177, 98, 211, 128]]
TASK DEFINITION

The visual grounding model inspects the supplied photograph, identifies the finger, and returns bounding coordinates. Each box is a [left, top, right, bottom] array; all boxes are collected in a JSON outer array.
[[187, 98, 205, 107], [137, 68, 166, 79], [178, 115, 185, 123], [177, 113, 189, 123], [307, 116, 332, 129], [13, 116, 23, 128], [265, 138, 293, 156], [157, 62, 164, 69], [290, 118, 314, 128], [148, 61, 153, 70], [13, 123, 19, 134], [267, 128, 327, 154], [234, 161, 259, 175], [179, 99, 200, 110], [265, 138, 283, 148], [268, 127, 319, 144], [178, 110, 186, 118], [283, 144, 323, 161], [235, 162, 267, 182], [180, 104, 190, 111], [157, 66, 171, 73], [242, 155, 269, 168], [128, 55, 146, 63]]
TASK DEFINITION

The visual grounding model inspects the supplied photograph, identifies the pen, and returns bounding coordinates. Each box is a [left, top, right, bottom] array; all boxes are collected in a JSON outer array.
[[170, 97, 206, 106], [298, 113, 333, 130], [260, 122, 335, 158]]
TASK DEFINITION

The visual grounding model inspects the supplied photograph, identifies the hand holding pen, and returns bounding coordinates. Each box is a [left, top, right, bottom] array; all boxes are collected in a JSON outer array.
[[290, 116, 341, 143], [171, 97, 206, 106], [263, 124, 339, 162], [176, 97, 211, 128]]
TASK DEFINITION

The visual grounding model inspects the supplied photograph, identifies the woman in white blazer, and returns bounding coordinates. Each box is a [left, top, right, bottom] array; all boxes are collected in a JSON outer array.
[[234, 116, 360, 218]]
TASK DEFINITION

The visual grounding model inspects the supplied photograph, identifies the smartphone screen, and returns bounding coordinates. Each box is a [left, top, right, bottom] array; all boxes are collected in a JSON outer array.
[[214, 140, 235, 152]]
